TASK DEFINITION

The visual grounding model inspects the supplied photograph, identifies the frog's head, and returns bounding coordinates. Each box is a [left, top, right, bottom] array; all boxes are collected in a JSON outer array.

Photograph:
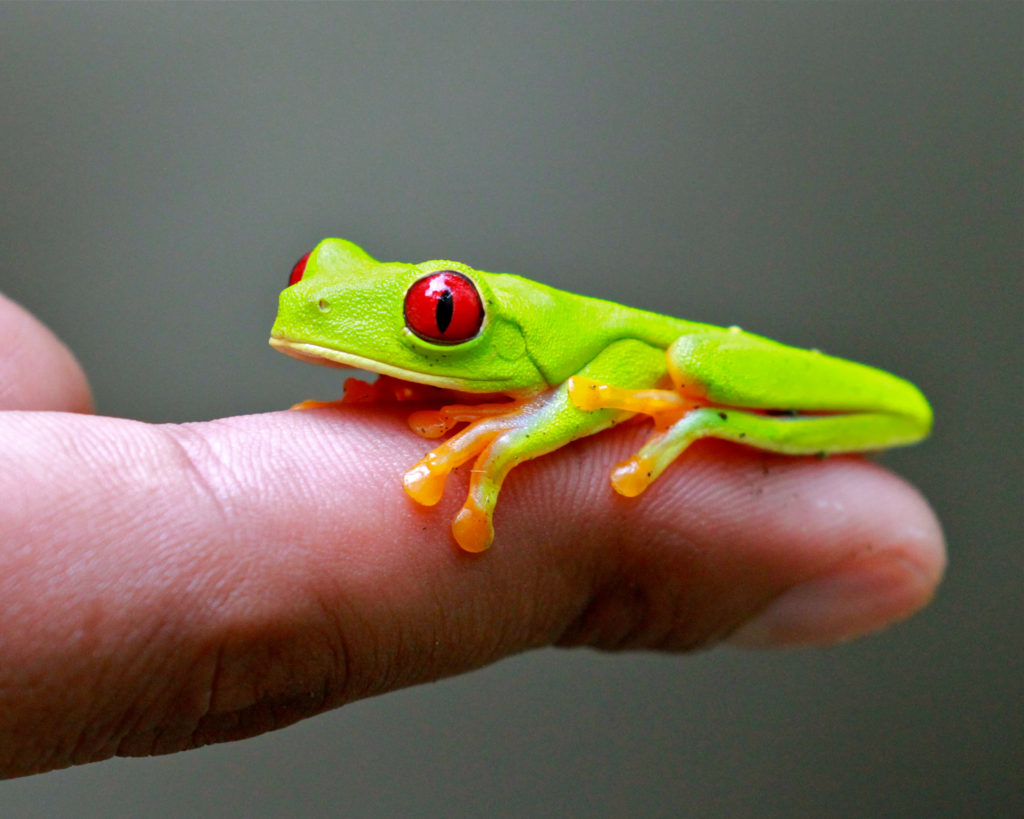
[[270, 238, 545, 394]]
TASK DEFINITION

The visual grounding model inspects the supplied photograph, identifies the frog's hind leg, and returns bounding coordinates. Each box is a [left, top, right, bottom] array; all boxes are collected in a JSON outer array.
[[569, 329, 931, 497], [607, 406, 919, 497]]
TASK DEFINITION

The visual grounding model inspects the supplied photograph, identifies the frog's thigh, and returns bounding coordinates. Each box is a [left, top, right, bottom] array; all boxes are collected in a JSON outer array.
[[610, 332, 929, 496], [666, 331, 918, 413]]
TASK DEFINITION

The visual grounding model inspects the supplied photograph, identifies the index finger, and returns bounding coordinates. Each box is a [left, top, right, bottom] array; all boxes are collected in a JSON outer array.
[[0, 403, 944, 776]]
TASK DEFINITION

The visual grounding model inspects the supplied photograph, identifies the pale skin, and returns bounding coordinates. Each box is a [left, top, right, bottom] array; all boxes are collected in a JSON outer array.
[[0, 287, 944, 779]]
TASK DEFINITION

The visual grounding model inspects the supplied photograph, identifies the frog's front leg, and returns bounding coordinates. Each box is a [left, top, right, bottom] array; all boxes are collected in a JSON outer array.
[[402, 388, 619, 552], [290, 374, 453, 409], [402, 395, 549, 511], [404, 339, 668, 552]]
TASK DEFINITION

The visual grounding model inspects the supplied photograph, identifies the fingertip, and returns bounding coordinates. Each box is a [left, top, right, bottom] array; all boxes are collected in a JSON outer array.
[[523, 436, 946, 652], [0, 293, 93, 413], [727, 463, 946, 648]]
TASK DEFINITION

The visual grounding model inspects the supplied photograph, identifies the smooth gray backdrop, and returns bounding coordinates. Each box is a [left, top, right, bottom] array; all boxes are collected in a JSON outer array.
[[1, 4, 1019, 817]]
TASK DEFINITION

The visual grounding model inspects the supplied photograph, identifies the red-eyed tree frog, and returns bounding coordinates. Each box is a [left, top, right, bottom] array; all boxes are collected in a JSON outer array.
[[270, 239, 932, 553]]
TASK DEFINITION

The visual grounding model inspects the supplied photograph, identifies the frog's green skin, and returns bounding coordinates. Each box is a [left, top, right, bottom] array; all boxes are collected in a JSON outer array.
[[270, 238, 932, 552]]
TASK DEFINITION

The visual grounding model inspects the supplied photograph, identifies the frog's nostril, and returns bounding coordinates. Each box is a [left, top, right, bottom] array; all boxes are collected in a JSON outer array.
[[317, 298, 330, 313]]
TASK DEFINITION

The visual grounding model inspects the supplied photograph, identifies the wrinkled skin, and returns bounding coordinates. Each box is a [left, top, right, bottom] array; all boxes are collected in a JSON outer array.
[[0, 292, 944, 778]]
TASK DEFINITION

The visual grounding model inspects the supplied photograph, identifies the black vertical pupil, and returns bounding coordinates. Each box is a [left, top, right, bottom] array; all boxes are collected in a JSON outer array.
[[435, 289, 454, 333]]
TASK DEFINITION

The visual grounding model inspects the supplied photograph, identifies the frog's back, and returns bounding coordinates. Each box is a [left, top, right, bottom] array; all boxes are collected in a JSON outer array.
[[486, 271, 702, 385]]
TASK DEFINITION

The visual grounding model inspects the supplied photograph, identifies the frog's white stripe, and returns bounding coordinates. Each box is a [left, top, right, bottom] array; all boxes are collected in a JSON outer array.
[[269, 336, 484, 390]]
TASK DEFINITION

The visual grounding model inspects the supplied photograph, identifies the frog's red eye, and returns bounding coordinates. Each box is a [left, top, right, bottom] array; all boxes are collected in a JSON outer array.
[[288, 252, 310, 286], [404, 271, 484, 343]]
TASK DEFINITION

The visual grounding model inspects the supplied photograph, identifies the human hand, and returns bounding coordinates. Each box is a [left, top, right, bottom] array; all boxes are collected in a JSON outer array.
[[0, 292, 945, 778]]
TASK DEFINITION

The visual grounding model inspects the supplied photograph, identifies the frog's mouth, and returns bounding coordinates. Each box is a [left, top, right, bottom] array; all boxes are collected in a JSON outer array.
[[269, 335, 486, 390]]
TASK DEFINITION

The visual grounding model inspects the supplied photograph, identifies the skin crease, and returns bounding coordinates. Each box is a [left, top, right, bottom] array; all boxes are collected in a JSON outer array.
[[0, 292, 945, 778]]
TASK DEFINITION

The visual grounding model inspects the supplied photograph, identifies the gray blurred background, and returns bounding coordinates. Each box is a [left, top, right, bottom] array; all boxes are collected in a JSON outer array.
[[1, 3, 1019, 816]]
